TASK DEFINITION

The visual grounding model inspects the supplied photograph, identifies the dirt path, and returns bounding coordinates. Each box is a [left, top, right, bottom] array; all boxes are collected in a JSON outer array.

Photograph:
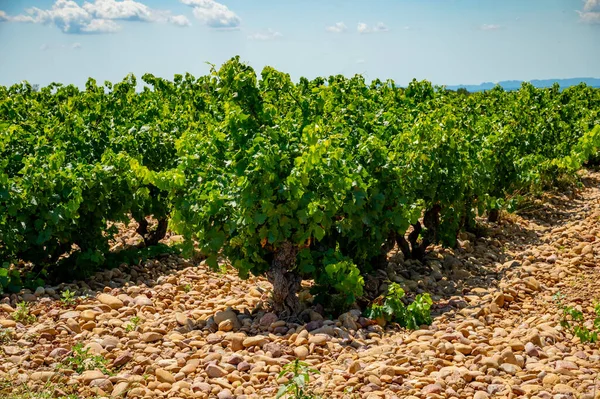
[[1, 171, 600, 399]]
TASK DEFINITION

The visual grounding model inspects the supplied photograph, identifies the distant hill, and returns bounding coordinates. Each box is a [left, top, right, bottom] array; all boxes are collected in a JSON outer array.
[[446, 78, 600, 92]]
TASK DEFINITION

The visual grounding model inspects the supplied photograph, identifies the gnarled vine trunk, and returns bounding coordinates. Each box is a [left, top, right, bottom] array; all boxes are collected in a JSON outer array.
[[487, 209, 500, 223], [266, 241, 302, 316], [395, 204, 442, 261], [136, 217, 169, 247]]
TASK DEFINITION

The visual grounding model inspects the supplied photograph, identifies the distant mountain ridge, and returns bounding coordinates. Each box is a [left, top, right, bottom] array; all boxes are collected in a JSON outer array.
[[445, 78, 600, 92]]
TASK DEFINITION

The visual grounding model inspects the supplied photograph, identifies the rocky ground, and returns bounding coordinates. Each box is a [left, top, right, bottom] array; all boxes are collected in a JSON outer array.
[[1, 170, 600, 399]]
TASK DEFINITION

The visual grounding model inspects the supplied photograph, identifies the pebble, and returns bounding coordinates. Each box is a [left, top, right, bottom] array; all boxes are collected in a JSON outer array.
[[5, 179, 600, 399]]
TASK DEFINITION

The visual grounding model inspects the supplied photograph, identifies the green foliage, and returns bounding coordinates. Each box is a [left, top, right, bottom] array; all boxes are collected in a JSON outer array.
[[124, 316, 141, 332], [1, 58, 599, 311], [0, 327, 13, 343], [310, 250, 364, 314], [11, 302, 36, 324], [365, 283, 433, 329], [60, 289, 76, 307], [61, 343, 110, 374], [554, 292, 600, 344], [276, 360, 321, 399], [0, 262, 22, 294]]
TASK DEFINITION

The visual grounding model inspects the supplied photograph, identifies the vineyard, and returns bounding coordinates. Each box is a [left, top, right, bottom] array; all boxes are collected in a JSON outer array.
[[2, 57, 599, 310], [1, 57, 600, 398]]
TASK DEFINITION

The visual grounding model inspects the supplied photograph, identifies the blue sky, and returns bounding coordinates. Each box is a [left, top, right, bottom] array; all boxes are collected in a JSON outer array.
[[0, 0, 598, 87]]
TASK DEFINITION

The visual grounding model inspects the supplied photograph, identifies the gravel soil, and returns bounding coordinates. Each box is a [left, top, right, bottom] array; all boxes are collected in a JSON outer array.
[[1, 170, 600, 399]]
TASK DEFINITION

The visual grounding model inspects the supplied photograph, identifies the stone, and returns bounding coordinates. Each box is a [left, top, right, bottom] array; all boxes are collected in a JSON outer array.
[[308, 334, 329, 345], [474, 392, 489, 399], [97, 293, 124, 309], [80, 310, 98, 321], [90, 378, 113, 393], [542, 373, 560, 386], [111, 381, 129, 397], [181, 359, 200, 374], [214, 309, 241, 330], [217, 389, 234, 399], [218, 319, 234, 332], [30, 371, 55, 382], [49, 348, 70, 358], [175, 312, 189, 326], [294, 346, 309, 360], [525, 342, 539, 357], [422, 383, 442, 394], [81, 370, 105, 384], [522, 277, 541, 291], [263, 342, 283, 357], [259, 312, 278, 327], [112, 351, 133, 367], [133, 295, 153, 307], [338, 311, 359, 330], [243, 336, 268, 348], [499, 363, 519, 374], [140, 332, 162, 343], [499, 347, 518, 366], [206, 364, 228, 378], [0, 319, 16, 328], [155, 368, 175, 384]]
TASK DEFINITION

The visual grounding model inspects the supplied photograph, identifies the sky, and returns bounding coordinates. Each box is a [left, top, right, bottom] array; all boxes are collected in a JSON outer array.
[[0, 0, 599, 88]]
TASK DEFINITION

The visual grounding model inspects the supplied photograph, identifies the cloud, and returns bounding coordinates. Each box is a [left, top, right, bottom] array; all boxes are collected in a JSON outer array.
[[480, 24, 502, 30], [181, 0, 240, 28], [358, 22, 389, 34], [578, 0, 600, 23], [584, 0, 600, 11], [248, 28, 281, 40], [326, 22, 347, 33], [40, 43, 50, 51], [169, 15, 191, 27], [0, 0, 190, 34], [356, 59, 366, 64], [71, 42, 82, 49]]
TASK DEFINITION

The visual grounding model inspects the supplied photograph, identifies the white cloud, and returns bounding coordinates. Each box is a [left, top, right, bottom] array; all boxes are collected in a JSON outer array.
[[357, 22, 369, 34], [181, 0, 240, 29], [356, 59, 366, 64], [72, 42, 82, 49], [82, 0, 153, 21], [374, 22, 389, 32], [358, 22, 389, 34], [248, 28, 281, 40], [82, 18, 121, 32], [40, 43, 50, 51], [584, 0, 600, 11], [578, 0, 600, 23], [0, 0, 190, 34], [578, 11, 600, 22], [480, 24, 502, 30], [169, 14, 191, 27], [326, 22, 347, 33]]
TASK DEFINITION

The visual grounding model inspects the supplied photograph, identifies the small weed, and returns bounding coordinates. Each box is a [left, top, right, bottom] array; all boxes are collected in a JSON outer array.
[[0, 381, 82, 399], [61, 343, 110, 374], [365, 283, 433, 329], [124, 316, 141, 332], [183, 284, 192, 293], [276, 359, 321, 399], [60, 290, 76, 307], [0, 328, 13, 343], [11, 302, 36, 324], [554, 292, 600, 344]]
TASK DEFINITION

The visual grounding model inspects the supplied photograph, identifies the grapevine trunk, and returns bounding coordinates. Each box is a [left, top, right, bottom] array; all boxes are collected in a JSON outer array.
[[266, 241, 302, 316]]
